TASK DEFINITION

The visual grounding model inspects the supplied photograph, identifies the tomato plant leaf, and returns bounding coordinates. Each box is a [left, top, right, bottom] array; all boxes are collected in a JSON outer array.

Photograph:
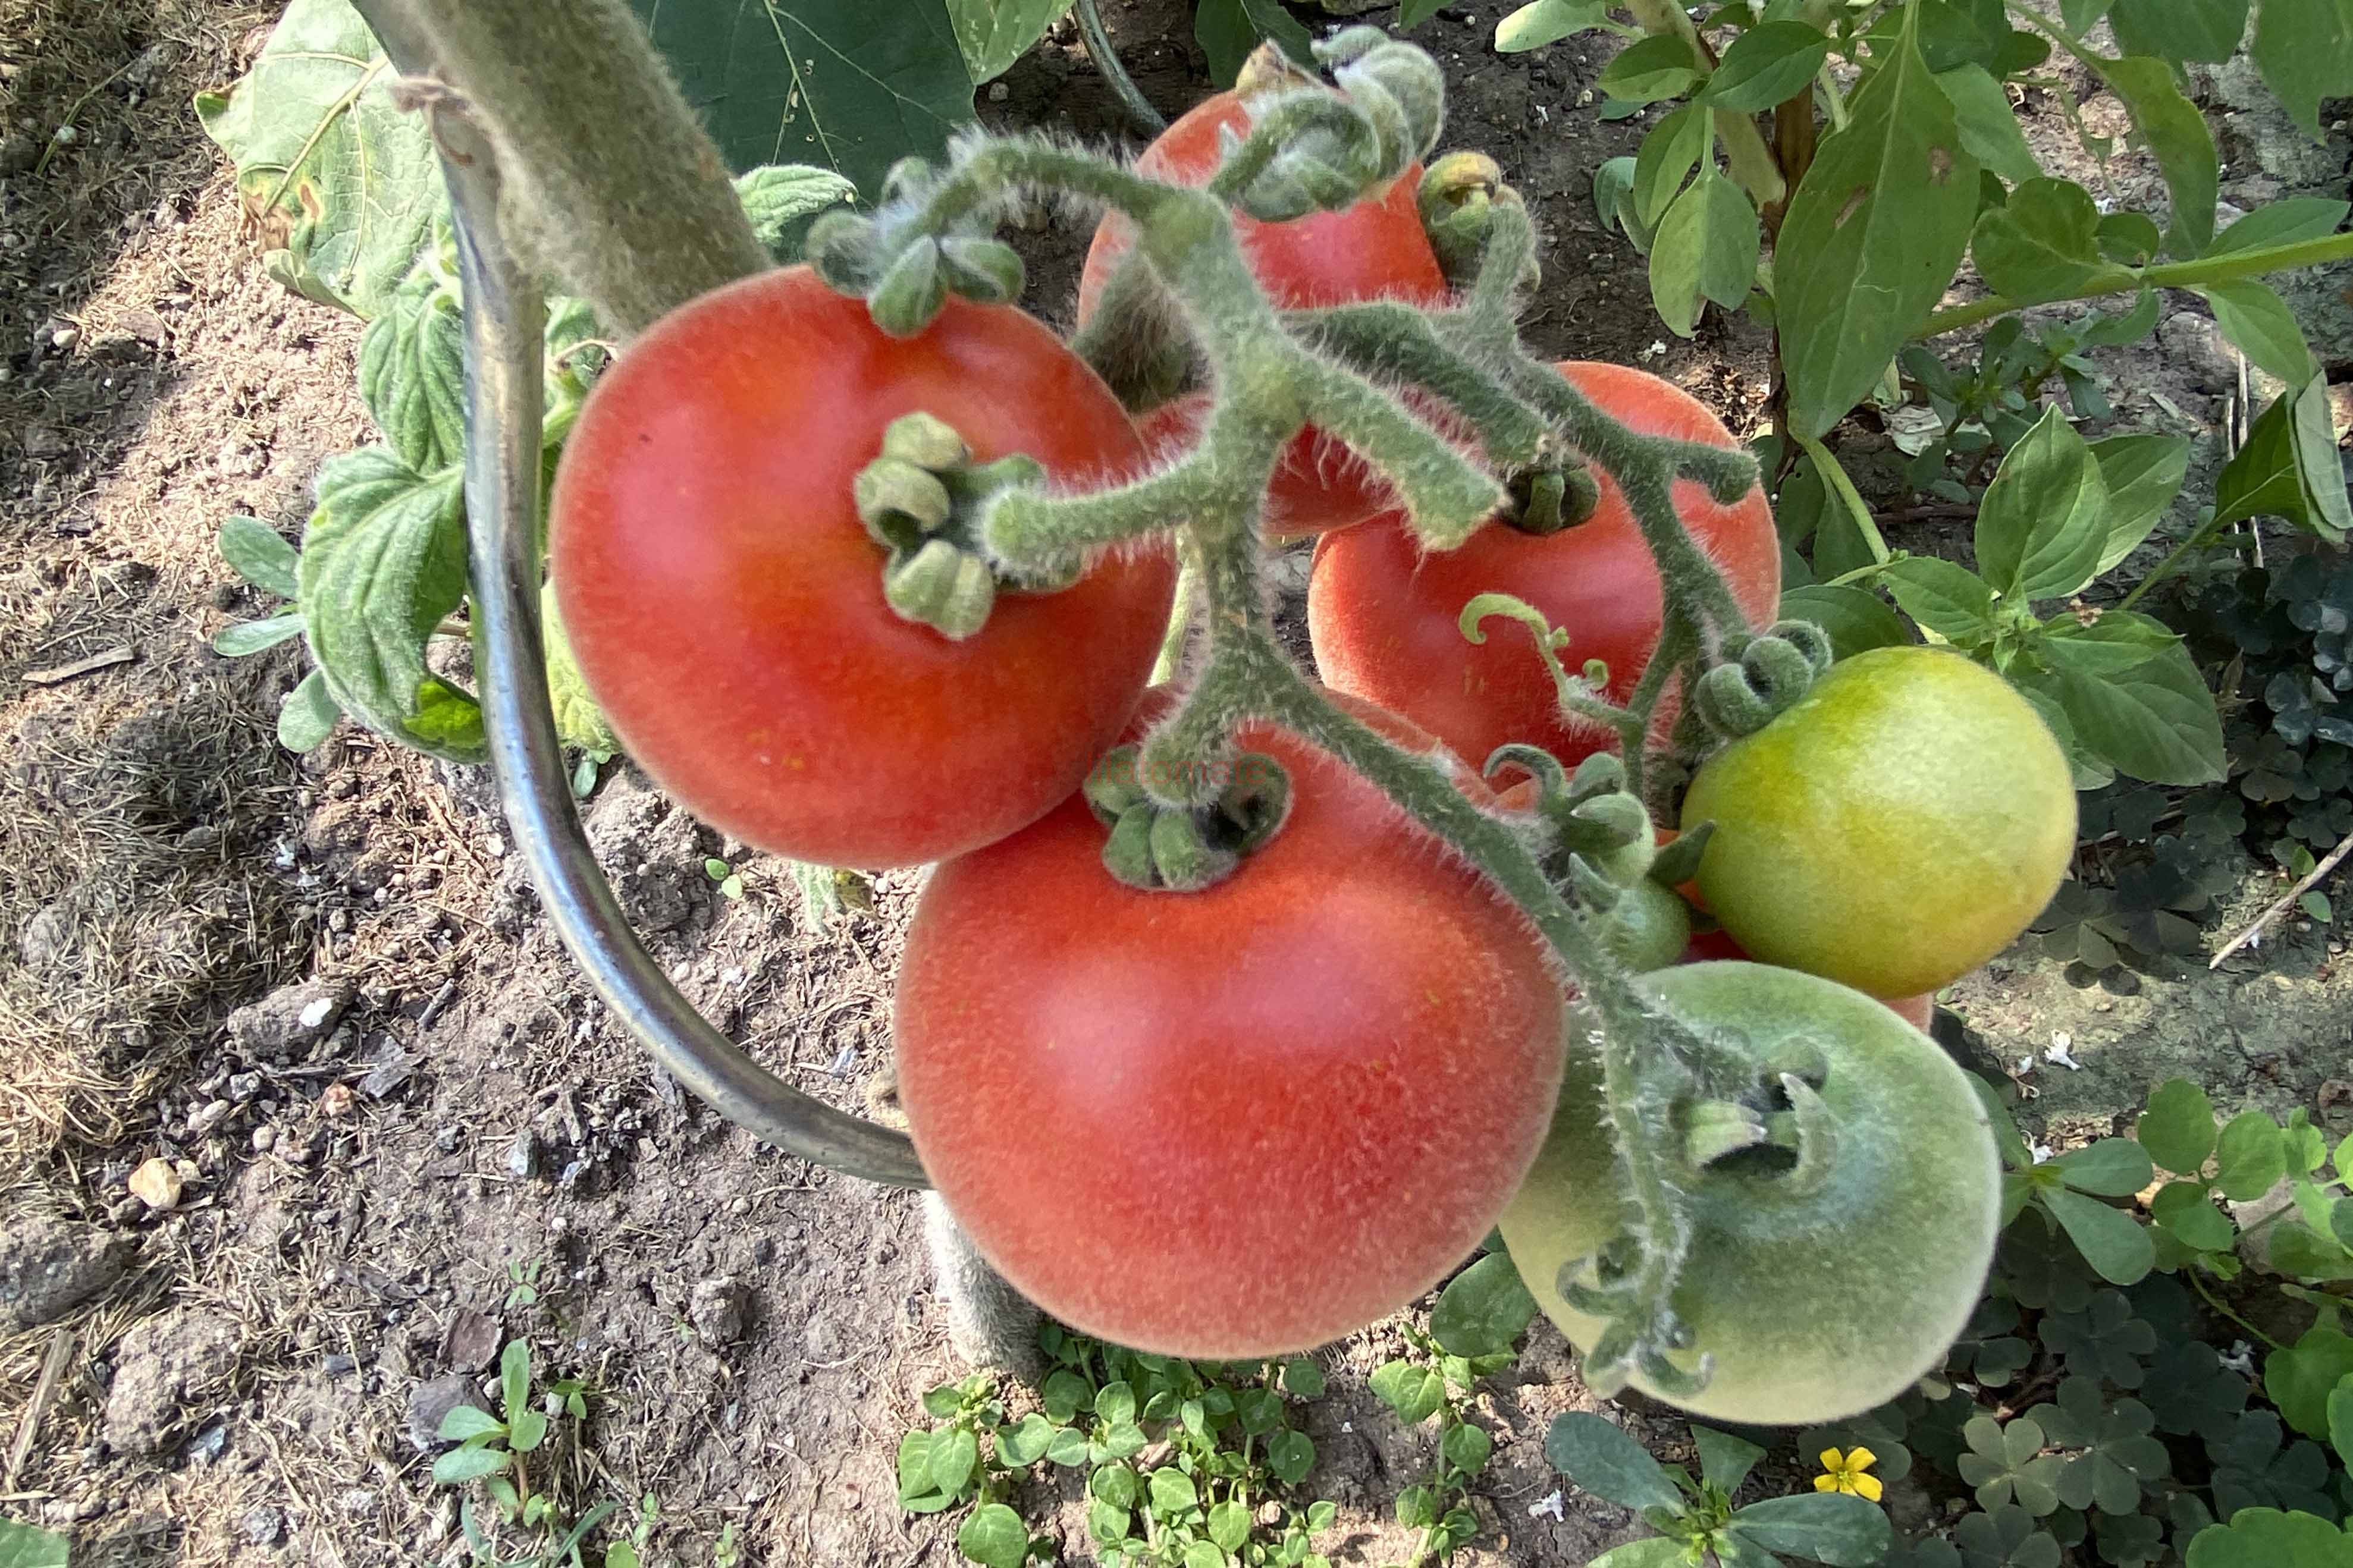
[[2207, 196, 2351, 256], [2029, 612, 2225, 784], [2214, 1110, 2289, 1203], [2051, 1137, 2155, 1197], [1699, 20, 1833, 112], [541, 585, 621, 758], [2212, 375, 2352, 541], [2264, 1327, 2353, 1438], [2089, 433, 2191, 573], [1543, 1413, 1683, 1512], [958, 1503, 1030, 1568], [2135, 1079, 2218, 1175], [1729, 1492, 1894, 1566], [1649, 167, 1760, 337], [2251, 0, 2353, 139], [1430, 1254, 1539, 1357], [1776, 6, 1978, 439], [1937, 63, 2043, 185], [626, 0, 972, 196], [2088, 55, 2218, 257], [2198, 280, 2317, 386], [1971, 178, 2136, 305], [2039, 1187, 2155, 1284], [1778, 585, 1913, 660], [219, 516, 302, 599], [1633, 103, 1708, 227], [1194, 0, 1314, 86], [1495, 0, 1623, 54], [1881, 557, 1996, 644], [945, 0, 1070, 83], [359, 275, 468, 475], [734, 164, 858, 254], [297, 450, 482, 762], [1599, 33, 1708, 104], [192, 0, 442, 318], [0, 1520, 71, 1568], [2107, 0, 2249, 62], [1975, 407, 2108, 604]]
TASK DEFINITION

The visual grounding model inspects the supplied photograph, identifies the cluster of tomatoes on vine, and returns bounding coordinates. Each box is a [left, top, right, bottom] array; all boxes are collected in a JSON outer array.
[[547, 45, 2081, 1426]]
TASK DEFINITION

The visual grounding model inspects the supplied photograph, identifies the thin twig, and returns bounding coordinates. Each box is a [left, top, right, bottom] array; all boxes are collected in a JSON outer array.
[[5, 1330, 76, 1490], [2209, 834, 2353, 969]]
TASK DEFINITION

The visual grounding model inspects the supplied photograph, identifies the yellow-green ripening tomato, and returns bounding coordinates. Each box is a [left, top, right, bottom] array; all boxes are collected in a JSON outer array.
[[1680, 645, 2075, 998], [1499, 962, 2001, 1425]]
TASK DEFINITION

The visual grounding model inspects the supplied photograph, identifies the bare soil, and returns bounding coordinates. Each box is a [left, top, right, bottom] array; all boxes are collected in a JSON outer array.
[[1, 3, 2349, 1566]]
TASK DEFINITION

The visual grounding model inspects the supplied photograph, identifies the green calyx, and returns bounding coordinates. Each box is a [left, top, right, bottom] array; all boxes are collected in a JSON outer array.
[[1503, 463, 1602, 536], [1219, 29, 1444, 225], [1557, 1243, 1709, 1399], [856, 412, 1058, 640], [1692, 619, 1837, 740], [1084, 743, 1292, 892], [1417, 151, 1540, 294], [807, 164, 1026, 338]]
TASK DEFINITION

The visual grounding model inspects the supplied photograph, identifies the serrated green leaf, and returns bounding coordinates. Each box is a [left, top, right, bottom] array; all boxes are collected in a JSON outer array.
[[214, 612, 308, 658], [2040, 1187, 2155, 1284], [1976, 407, 2108, 602], [541, 583, 620, 757], [733, 164, 858, 255], [359, 278, 466, 473], [1542, 1413, 1681, 1512], [2091, 55, 2218, 256], [1496, 0, 1621, 53], [2213, 375, 2352, 541], [1701, 20, 1833, 111], [945, 0, 1069, 83], [1937, 63, 2042, 184], [2200, 280, 2317, 385], [1650, 166, 1761, 337], [297, 449, 481, 762], [2028, 611, 2225, 784], [2135, 1079, 2217, 1174], [1972, 178, 2135, 305], [192, 0, 441, 318], [1195, 0, 1313, 87], [1430, 1254, 1539, 1358], [627, 0, 971, 196], [1882, 556, 1997, 642], [1778, 7, 1979, 439], [2090, 433, 2191, 573], [219, 514, 302, 599], [1730, 1492, 1894, 1566]]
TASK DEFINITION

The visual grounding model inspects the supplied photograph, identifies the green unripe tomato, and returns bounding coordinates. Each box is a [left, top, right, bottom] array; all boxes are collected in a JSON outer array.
[[1499, 961, 2001, 1425], [1680, 645, 2075, 998]]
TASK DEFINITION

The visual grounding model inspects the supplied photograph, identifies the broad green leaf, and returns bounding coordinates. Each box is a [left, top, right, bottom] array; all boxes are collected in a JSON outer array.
[[1634, 104, 1708, 227], [2266, 1328, 2353, 1438], [2031, 611, 2226, 784], [1692, 1425, 1765, 1493], [2053, 1137, 2155, 1196], [1649, 168, 1760, 336], [2207, 197, 2351, 256], [1938, 63, 2043, 185], [1594, 155, 1656, 252], [192, 0, 441, 318], [1094, 1381, 1136, 1428], [542, 585, 620, 756], [2040, 1187, 2156, 1283], [1730, 1493, 1895, 1566], [0, 1521, 71, 1568], [1207, 1501, 1251, 1554], [1430, 1253, 1539, 1357], [946, 0, 1070, 83], [359, 274, 467, 475], [2251, 0, 2353, 139], [1700, 20, 1833, 111], [628, 0, 972, 196], [2136, 1079, 2217, 1174], [1589, 1542, 1692, 1568], [1266, 1426, 1315, 1485], [993, 1412, 1056, 1467], [2091, 55, 2219, 256], [213, 612, 307, 658], [2269, 1223, 2353, 1281], [219, 515, 302, 599], [1976, 408, 2109, 602], [278, 668, 342, 752], [2185, 1507, 2353, 1567], [1369, 1360, 1445, 1425], [1972, 178, 2134, 304], [928, 1427, 978, 1495], [2108, 0, 2250, 61], [1882, 556, 1997, 643], [958, 1503, 1030, 1568], [1543, 1413, 1682, 1512], [505, 1407, 548, 1454], [296, 450, 483, 762], [898, 1431, 943, 1506], [734, 164, 858, 254], [1496, 0, 1621, 53], [2151, 1182, 2235, 1250], [2199, 279, 2317, 385], [1777, 8, 1979, 439], [2216, 1109, 2288, 1202], [2097, 210, 2164, 266], [1599, 33, 1708, 103], [1149, 1468, 1199, 1513], [2062, 0, 2116, 31], [1195, 0, 1313, 86], [2082, 285, 2163, 345], [438, 1406, 506, 1443], [2329, 1376, 2353, 1468], [1090, 1462, 1140, 1509], [1399, 0, 1450, 24], [2212, 375, 2352, 541], [432, 1444, 510, 1484], [1442, 1420, 1495, 1475], [2090, 433, 2191, 572], [1281, 1358, 1326, 1397], [1778, 584, 1913, 659], [500, 1340, 531, 1423]]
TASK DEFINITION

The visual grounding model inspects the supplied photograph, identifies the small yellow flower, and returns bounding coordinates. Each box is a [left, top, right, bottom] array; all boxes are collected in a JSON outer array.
[[1814, 1446, 1883, 1503]]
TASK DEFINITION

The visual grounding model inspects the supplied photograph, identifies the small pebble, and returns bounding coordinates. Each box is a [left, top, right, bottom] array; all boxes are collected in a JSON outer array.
[[250, 1125, 277, 1154], [49, 324, 79, 351]]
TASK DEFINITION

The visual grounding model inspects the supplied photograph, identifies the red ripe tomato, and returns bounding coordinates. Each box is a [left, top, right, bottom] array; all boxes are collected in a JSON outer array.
[[1306, 362, 1780, 770], [550, 266, 1175, 869], [1080, 88, 1449, 537], [895, 692, 1567, 1358], [1140, 394, 1400, 541]]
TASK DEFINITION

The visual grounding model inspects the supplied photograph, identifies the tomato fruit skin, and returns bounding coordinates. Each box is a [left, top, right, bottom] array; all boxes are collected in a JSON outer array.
[[550, 266, 1175, 869], [1080, 89, 1448, 538], [1499, 961, 2001, 1425], [1680, 645, 2075, 998], [1307, 362, 1780, 770], [896, 693, 1567, 1358]]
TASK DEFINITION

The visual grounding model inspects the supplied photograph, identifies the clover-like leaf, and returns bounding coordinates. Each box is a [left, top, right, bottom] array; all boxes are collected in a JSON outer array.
[[1957, 1416, 2063, 1515], [1955, 1503, 2063, 1568], [2204, 1410, 2339, 1519], [2038, 1292, 2157, 1388], [2140, 1341, 2251, 1441]]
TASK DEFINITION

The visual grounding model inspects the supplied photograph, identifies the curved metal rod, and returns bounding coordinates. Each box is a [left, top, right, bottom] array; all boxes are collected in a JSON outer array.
[[433, 91, 930, 1189], [1074, 0, 1166, 137]]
